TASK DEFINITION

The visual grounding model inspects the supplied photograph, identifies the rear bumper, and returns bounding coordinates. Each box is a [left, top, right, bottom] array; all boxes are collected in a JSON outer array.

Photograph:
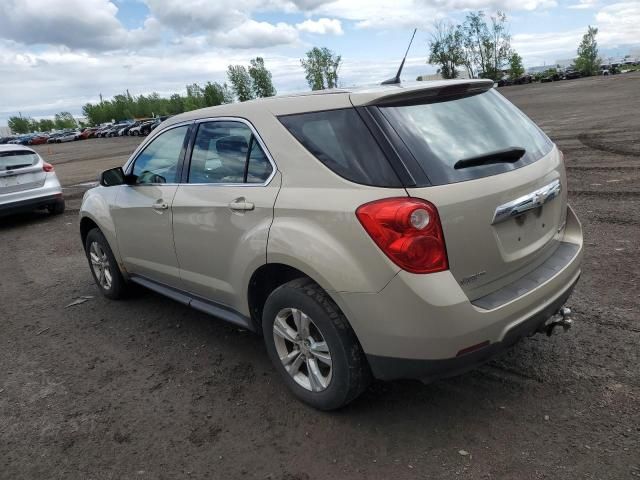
[[0, 174, 63, 216], [366, 276, 578, 381], [334, 205, 583, 380]]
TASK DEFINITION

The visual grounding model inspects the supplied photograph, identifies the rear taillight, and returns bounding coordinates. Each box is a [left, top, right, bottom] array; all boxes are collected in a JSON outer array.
[[43, 162, 54, 172], [356, 198, 448, 274]]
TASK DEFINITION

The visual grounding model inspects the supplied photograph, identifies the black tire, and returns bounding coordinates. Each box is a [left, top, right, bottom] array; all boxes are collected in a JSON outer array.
[[48, 198, 65, 215], [262, 278, 371, 410], [84, 228, 127, 300]]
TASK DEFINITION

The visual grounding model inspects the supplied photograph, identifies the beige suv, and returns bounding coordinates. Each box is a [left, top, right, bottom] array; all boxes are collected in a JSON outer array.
[[80, 80, 583, 410]]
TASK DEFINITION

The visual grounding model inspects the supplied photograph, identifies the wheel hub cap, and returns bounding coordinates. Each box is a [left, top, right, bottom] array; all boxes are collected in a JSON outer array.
[[89, 241, 112, 290], [272, 308, 332, 392]]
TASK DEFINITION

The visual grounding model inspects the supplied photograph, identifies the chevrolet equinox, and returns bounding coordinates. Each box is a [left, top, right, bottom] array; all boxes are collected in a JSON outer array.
[[80, 80, 583, 410]]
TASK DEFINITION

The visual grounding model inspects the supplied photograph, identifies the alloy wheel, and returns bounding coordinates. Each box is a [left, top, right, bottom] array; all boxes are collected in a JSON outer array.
[[89, 241, 112, 290], [273, 308, 333, 392]]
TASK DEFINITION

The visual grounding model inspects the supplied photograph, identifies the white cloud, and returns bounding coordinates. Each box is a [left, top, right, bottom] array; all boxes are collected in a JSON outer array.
[[513, 29, 584, 64], [296, 18, 344, 35], [211, 20, 299, 48], [310, 0, 558, 29], [143, 0, 247, 34], [0, 0, 639, 126], [567, 0, 598, 9], [0, 0, 154, 51], [595, 2, 640, 46], [513, 2, 640, 66]]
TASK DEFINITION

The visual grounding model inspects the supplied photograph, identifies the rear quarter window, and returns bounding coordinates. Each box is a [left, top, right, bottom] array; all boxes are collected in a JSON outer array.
[[379, 88, 554, 185], [278, 108, 401, 187]]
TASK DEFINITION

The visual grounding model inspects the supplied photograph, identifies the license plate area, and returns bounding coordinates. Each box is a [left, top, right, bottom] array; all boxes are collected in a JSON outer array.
[[494, 203, 561, 257], [0, 175, 19, 188]]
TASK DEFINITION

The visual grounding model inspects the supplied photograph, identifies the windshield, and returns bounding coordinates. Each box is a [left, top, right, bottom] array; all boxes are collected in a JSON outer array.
[[379, 88, 553, 185], [0, 150, 39, 170]]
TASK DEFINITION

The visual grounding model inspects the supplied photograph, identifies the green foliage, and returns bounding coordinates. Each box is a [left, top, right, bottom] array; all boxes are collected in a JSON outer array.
[[533, 67, 558, 82], [37, 119, 55, 131], [184, 83, 205, 111], [428, 21, 465, 79], [573, 26, 600, 76], [82, 82, 233, 126], [204, 82, 232, 107], [458, 11, 512, 80], [227, 65, 255, 102], [8, 116, 73, 134], [8, 116, 32, 134], [54, 111, 77, 130], [301, 47, 341, 90], [508, 52, 525, 79], [248, 57, 277, 98]]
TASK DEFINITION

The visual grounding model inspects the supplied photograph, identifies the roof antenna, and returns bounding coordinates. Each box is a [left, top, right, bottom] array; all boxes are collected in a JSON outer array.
[[381, 28, 417, 85]]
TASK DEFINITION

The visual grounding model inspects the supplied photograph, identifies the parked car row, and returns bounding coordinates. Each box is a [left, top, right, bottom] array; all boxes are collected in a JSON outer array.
[[497, 74, 533, 87], [93, 116, 172, 138], [0, 116, 173, 146]]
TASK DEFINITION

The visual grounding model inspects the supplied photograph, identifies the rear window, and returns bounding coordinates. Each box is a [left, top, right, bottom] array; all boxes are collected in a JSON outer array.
[[279, 108, 401, 187], [379, 89, 553, 185], [0, 150, 39, 171]]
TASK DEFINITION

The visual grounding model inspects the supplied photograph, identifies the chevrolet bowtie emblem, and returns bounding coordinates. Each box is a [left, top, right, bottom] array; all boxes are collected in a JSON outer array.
[[492, 179, 561, 225]]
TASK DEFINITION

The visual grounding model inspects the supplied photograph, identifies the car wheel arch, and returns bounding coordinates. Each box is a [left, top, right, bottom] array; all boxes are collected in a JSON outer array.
[[247, 263, 344, 334], [80, 216, 100, 247]]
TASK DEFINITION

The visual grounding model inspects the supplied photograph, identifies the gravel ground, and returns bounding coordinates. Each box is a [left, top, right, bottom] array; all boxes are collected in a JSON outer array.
[[1, 73, 639, 480]]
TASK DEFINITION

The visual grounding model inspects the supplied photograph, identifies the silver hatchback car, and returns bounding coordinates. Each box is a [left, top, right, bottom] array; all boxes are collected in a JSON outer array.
[[0, 144, 65, 216], [80, 80, 582, 409]]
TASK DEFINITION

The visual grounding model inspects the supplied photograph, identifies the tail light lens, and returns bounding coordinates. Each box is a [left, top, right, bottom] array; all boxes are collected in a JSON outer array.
[[356, 197, 448, 274], [43, 162, 54, 172]]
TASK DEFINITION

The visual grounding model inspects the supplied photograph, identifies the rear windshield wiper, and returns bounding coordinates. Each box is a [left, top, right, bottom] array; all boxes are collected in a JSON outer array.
[[3, 163, 32, 170], [453, 147, 526, 170]]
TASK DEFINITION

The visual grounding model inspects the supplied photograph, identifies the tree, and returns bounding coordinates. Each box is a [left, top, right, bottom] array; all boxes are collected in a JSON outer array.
[[54, 112, 77, 130], [574, 26, 600, 76], [508, 51, 525, 79], [203, 82, 233, 107], [38, 119, 55, 132], [487, 12, 511, 80], [184, 83, 206, 111], [248, 57, 276, 98], [227, 65, 255, 102], [301, 47, 341, 90], [81, 81, 238, 126], [428, 21, 465, 79], [8, 116, 33, 134], [460, 12, 488, 79], [459, 11, 512, 80]]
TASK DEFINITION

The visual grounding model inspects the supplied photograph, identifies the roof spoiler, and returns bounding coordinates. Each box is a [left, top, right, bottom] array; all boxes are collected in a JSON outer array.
[[352, 80, 494, 107]]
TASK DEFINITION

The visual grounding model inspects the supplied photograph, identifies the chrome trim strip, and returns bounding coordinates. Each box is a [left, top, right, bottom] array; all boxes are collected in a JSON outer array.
[[492, 179, 561, 225]]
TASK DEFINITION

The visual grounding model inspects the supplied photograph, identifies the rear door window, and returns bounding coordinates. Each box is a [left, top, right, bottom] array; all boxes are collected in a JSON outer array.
[[187, 121, 273, 184], [379, 89, 553, 185], [278, 108, 401, 187]]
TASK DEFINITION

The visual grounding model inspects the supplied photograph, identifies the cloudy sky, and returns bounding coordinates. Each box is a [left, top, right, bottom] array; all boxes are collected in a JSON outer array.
[[0, 0, 638, 126]]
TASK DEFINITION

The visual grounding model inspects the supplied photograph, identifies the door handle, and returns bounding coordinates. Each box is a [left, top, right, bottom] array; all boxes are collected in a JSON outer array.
[[152, 201, 169, 211], [228, 199, 255, 212]]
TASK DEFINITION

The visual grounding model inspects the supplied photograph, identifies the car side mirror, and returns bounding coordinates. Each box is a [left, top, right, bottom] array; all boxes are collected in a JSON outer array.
[[100, 167, 135, 186]]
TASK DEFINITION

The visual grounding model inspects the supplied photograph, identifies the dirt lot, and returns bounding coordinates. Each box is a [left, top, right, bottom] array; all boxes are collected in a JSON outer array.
[[1, 73, 639, 480], [30, 136, 142, 198]]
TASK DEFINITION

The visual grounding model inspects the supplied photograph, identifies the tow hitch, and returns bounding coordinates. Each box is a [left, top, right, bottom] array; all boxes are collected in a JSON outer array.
[[541, 307, 573, 336]]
